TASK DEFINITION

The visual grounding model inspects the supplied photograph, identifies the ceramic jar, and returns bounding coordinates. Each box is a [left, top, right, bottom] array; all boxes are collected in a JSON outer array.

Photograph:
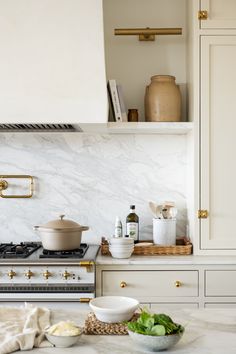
[[145, 75, 181, 122]]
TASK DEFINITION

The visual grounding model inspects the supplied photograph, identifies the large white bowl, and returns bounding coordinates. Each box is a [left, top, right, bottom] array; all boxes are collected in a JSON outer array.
[[89, 296, 139, 323], [109, 245, 134, 251], [109, 249, 133, 258]]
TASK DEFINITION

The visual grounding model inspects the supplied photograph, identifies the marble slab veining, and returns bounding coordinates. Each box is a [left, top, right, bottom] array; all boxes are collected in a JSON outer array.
[[0, 133, 188, 244]]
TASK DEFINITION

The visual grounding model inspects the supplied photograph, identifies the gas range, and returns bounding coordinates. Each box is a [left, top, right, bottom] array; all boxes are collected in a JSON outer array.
[[0, 242, 100, 304]]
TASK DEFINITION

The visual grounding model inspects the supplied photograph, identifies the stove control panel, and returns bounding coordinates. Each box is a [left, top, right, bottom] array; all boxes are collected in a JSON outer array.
[[0, 266, 94, 284]]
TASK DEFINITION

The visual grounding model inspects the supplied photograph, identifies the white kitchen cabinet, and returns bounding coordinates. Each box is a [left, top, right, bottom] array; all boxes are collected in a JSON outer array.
[[205, 270, 236, 296], [200, 36, 236, 250], [0, 0, 107, 125], [200, 0, 236, 29]]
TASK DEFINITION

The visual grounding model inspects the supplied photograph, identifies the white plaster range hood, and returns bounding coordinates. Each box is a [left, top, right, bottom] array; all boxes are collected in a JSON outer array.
[[0, 0, 108, 130]]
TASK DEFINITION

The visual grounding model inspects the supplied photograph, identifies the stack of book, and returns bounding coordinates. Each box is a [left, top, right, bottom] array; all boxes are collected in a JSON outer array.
[[107, 79, 127, 122]]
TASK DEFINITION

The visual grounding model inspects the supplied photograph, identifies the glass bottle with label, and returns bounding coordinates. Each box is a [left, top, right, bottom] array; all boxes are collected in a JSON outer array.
[[126, 205, 139, 242]]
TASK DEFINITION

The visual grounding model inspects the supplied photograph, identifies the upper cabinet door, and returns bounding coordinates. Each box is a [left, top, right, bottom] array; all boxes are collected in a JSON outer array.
[[0, 0, 107, 124], [200, 36, 236, 250], [200, 0, 236, 29]]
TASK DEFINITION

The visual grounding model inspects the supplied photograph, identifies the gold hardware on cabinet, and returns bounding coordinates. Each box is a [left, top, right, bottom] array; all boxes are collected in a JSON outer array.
[[8, 270, 16, 279], [114, 27, 182, 41], [175, 280, 182, 288], [120, 281, 127, 288], [198, 10, 208, 20], [0, 175, 34, 198], [63, 270, 71, 280], [43, 270, 52, 280], [79, 298, 91, 303], [198, 210, 209, 219], [25, 270, 34, 279]]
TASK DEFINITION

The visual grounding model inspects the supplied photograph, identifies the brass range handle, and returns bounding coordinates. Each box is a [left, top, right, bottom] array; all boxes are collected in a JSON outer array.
[[43, 270, 52, 280], [175, 280, 182, 288], [120, 281, 127, 288], [8, 270, 16, 279], [25, 270, 34, 279], [63, 271, 72, 280]]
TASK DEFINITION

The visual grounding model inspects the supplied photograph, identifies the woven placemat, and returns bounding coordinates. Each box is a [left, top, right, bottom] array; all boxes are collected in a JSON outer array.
[[84, 312, 139, 335]]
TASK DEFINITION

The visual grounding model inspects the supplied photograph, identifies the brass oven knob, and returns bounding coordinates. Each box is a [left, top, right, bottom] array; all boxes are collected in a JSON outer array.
[[175, 280, 182, 288], [43, 270, 52, 280], [120, 281, 127, 288], [25, 270, 34, 279], [8, 270, 16, 279], [63, 270, 71, 280]]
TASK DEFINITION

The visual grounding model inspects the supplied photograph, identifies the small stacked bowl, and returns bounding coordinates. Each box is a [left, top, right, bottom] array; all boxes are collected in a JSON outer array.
[[109, 237, 134, 259]]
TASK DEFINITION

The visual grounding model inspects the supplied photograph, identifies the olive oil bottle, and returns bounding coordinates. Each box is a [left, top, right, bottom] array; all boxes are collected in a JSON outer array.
[[126, 205, 139, 242]]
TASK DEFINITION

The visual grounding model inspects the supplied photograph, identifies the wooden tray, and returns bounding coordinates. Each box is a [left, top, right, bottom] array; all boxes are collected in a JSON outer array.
[[101, 237, 192, 256]]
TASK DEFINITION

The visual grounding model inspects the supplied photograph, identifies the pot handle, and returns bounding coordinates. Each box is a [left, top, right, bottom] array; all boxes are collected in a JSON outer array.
[[33, 226, 40, 231], [81, 226, 89, 231]]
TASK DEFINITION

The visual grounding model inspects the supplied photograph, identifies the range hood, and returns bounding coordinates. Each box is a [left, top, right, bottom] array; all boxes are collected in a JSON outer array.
[[0, 0, 108, 128]]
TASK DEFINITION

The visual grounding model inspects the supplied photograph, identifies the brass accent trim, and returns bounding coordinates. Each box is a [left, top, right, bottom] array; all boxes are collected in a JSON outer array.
[[25, 270, 34, 279], [43, 270, 52, 280], [79, 261, 94, 267], [114, 27, 182, 41], [0, 175, 34, 198], [63, 270, 71, 280], [120, 281, 127, 288], [198, 210, 209, 219], [79, 298, 91, 303], [175, 280, 181, 288], [198, 10, 208, 20], [8, 270, 16, 279]]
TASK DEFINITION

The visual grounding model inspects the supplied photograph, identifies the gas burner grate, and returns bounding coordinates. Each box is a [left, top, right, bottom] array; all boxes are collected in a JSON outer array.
[[0, 242, 41, 258], [39, 243, 89, 258]]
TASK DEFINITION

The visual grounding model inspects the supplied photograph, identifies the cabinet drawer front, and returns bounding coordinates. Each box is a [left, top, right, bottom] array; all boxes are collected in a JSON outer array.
[[102, 271, 198, 297], [205, 270, 236, 296]]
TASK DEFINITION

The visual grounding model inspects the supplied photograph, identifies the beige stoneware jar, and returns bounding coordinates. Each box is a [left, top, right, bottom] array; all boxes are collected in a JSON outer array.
[[145, 75, 181, 122]]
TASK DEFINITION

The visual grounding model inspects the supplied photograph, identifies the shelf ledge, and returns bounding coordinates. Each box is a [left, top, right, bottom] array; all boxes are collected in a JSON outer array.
[[79, 122, 193, 135]]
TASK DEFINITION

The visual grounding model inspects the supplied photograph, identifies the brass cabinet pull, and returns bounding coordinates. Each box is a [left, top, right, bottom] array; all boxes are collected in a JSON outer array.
[[198, 210, 209, 219], [25, 270, 34, 279], [198, 10, 208, 20], [8, 270, 16, 279], [120, 281, 127, 288], [175, 280, 182, 288]]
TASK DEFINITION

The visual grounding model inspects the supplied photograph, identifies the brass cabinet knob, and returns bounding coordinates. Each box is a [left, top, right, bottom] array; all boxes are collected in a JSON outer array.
[[63, 270, 71, 280], [120, 281, 127, 288], [25, 270, 34, 279], [175, 280, 182, 288], [43, 270, 52, 280], [8, 270, 16, 279]]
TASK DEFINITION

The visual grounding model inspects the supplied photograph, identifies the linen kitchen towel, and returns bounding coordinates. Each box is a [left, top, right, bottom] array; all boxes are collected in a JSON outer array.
[[0, 303, 52, 354]]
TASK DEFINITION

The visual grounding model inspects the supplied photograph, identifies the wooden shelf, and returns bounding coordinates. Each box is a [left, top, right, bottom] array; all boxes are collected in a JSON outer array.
[[79, 122, 193, 135]]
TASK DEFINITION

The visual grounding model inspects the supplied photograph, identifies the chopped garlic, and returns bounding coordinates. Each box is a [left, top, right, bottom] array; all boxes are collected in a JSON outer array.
[[47, 321, 81, 336]]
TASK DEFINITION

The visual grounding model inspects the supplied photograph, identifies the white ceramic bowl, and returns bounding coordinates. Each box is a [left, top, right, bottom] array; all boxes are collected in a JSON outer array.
[[45, 332, 82, 348], [109, 237, 134, 245], [109, 245, 134, 251], [109, 249, 133, 258], [89, 296, 139, 323], [128, 330, 184, 352]]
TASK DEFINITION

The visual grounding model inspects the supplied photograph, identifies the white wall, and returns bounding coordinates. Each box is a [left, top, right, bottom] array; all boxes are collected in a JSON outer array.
[[103, 0, 187, 120], [0, 133, 188, 244]]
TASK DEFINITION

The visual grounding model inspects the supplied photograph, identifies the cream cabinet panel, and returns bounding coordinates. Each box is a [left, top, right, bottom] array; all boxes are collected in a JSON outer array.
[[200, 0, 236, 29], [205, 303, 236, 308], [200, 36, 236, 250], [205, 270, 236, 296], [102, 271, 198, 297], [150, 303, 198, 311], [0, 0, 107, 124]]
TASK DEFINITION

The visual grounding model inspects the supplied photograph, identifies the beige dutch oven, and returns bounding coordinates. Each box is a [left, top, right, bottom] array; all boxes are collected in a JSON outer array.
[[34, 215, 89, 251]]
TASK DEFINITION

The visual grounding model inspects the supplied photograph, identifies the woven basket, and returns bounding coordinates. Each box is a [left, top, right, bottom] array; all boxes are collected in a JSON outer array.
[[101, 237, 192, 256]]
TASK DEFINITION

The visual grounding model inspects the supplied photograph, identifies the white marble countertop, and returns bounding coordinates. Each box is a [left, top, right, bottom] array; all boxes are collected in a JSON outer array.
[[30, 306, 236, 353], [96, 252, 236, 265]]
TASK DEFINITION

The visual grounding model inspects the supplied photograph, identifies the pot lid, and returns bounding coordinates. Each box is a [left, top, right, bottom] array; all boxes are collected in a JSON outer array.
[[38, 215, 88, 231]]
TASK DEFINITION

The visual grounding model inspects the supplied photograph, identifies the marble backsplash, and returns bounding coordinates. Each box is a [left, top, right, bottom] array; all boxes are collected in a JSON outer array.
[[0, 133, 188, 244]]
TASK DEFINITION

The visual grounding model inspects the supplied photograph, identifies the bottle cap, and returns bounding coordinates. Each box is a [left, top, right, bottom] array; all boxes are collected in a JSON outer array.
[[130, 205, 135, 209]]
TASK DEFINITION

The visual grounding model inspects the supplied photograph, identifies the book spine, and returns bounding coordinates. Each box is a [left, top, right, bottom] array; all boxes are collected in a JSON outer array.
[[108, 80, 122, 122], [117, 84, 127, 122]]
